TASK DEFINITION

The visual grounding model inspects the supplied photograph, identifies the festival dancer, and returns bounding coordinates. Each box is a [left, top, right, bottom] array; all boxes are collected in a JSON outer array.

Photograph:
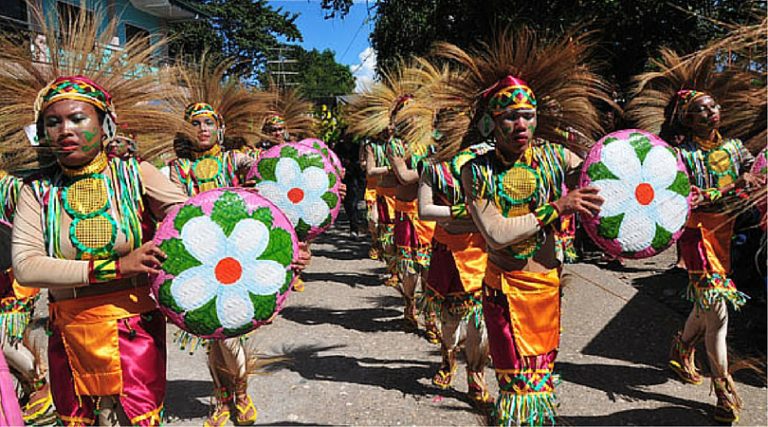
[[394, 57, 493, 402], [430, 28, 610, 424], [366, 131, 398, 286], [2, 7, 189, 425], [359, 138, 382, 259], [166, 57, 268, 427], [380, 69, 439, 341], [626, 47, 764, 423], [0, 170, 53, 424]]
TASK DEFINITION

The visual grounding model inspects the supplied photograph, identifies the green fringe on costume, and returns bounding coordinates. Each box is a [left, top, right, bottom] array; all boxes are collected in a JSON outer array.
[[494, 391, 557, 427], [686, 273, 748, 311]]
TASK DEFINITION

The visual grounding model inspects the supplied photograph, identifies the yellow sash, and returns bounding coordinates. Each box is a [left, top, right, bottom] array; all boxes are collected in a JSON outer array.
[[433, 227, 487, 293], [686, 211, 735, 274]]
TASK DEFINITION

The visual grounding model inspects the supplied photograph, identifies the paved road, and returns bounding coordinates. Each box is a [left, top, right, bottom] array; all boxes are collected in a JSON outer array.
[[163, 224, 766, 426]]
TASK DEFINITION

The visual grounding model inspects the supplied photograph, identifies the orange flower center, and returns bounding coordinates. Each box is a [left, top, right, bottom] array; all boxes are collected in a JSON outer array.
[[635, 182, 655, 206], [215, 257, 242, 285], [288, 188, 305, 204]]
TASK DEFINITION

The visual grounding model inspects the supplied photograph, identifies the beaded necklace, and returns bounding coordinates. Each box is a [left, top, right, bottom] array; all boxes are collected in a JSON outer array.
[[469, 141, 566, 259], [369, 140, 390, 169], [172, 144, 238, 196], [32, 152, 145, 260]]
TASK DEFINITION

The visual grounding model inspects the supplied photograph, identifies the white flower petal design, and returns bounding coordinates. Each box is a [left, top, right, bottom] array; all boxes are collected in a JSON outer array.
[[244, 260, 286, 295], [592, 179, 634, 218], [181, 216, 226, 264], [302, 166, 330, 197], [275, 157, 302, 185], [301, 199, 330, 227], [642, 146, 678, 189], [216, 287, 254, 329], [171, 265, 218, 311], [601, 139, 640, 181], [617, 209, 655, 253], [654, 189, 688, 233], [230, 219, 269, 260]]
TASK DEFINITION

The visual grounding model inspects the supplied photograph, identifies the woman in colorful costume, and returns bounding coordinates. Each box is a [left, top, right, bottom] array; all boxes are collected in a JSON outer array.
[[626, 46, 765, 423], [358, 138, 382, 259], [2, 7, 188, 425], [165, 57, 268, 427], [0, 169, 53, 424], [433, 28, 609, 425], [397, 57, 494, 403]]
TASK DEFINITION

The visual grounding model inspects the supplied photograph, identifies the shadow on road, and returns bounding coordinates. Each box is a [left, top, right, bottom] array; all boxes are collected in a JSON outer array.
[[558, 362, 711, 416], [302, 271, 382, 288], [280, 305, 407, 333], [164, 379, 211, 420], [264, 344, 436, 396], [559, 405, 713, 426]]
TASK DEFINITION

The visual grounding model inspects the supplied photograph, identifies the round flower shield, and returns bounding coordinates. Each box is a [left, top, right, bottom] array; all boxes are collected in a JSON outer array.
[[579, 129, 692, 259], [151, 188, 298, 339], [247, 142, 342, 241], [297, 138, 345, 176]]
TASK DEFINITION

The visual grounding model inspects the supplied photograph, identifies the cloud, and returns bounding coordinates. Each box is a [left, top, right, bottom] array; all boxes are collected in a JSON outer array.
[[351, 46, 376, 92]]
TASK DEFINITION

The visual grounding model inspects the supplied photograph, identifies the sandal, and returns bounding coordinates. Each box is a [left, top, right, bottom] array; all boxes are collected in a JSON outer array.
[[233, 394, 258, 426], [712, 375, 742, 423], [22, 381, 55, 424], [204, 388, 232, 427], [669, 331, 703, 385]]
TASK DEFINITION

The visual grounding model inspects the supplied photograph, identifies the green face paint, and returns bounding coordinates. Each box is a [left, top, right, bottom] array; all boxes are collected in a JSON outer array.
[[81, 128, 101, 152]]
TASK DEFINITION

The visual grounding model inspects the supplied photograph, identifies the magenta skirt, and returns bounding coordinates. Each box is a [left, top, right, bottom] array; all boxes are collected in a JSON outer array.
[[48, 310, 166, 426]]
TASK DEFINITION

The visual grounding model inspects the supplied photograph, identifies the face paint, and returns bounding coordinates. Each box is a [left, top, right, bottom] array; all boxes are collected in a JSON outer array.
[[493, 108, 537, 156], [43, 99, 104, 167]]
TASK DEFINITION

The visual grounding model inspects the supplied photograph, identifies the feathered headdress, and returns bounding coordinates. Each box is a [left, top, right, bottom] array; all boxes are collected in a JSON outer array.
[[256, 85, 317, 144], [0, 1, 183, 171], [345, 60, 419, 138], [165, 53, 270, 150], [394, 56, 472, 161], [425, 27, 612, 160], [624, 44, 762, 151]]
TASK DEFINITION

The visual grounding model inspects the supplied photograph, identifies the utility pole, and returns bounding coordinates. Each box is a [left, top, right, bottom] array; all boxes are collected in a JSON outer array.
[[266, 46, 299, 89]]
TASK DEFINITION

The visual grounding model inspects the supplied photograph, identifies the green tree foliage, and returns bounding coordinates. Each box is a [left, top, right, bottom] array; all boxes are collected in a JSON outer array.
[[321, 0, 763, 93], [315, 103, 347, 144], [294, 48, 356, 99], [169, 0, 302, 80]]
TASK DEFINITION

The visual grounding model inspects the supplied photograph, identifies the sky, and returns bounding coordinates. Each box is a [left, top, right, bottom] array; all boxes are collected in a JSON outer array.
[[268, 0, 377, 92]]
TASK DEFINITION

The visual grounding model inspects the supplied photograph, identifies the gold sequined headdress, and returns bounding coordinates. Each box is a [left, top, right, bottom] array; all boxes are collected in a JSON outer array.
[[423, 27, 613, 161], [0, 1, 184, 172]]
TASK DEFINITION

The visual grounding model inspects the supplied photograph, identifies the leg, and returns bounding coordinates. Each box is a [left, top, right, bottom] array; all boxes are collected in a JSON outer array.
[[464, 307, 491, 404], [669, 307, 705, 385], [213, 338, 255, 426], [432, 308, 460, 389]]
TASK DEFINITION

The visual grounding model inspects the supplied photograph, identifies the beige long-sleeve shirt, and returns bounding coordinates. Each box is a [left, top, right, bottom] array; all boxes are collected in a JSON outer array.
[[461, 146, 582, 272], [12, 161, 188, 300]]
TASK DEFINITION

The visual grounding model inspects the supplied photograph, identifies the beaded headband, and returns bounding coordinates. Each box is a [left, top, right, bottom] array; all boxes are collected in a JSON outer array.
[[34, 75, 113, 122], [264, 114, 286, 128], [484, 75, 537, 116], [674, 89, 710, 123], [184, 102, 224, 127]]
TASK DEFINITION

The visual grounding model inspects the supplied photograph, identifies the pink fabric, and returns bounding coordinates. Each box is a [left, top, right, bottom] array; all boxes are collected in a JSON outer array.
[[394, 212, 416, 248], [0, 351, 23, 426], [376, 196, 393, 225], [49, 310, 166, 426], [482, 285, 557, 371], [425, 242, 464, 298]]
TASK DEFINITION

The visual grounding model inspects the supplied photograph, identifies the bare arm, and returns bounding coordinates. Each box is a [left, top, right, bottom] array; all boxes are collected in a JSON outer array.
[[389, 154, 419, 185], [461, 167, 541, 250], [365, 145, 388, 177], [417, 173, 451, 221]]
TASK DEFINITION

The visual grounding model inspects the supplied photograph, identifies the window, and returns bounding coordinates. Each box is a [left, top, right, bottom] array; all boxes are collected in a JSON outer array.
[[0, 0, 27, 29], [125, 23, 150, 49], [57, 1, 93, 30]]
